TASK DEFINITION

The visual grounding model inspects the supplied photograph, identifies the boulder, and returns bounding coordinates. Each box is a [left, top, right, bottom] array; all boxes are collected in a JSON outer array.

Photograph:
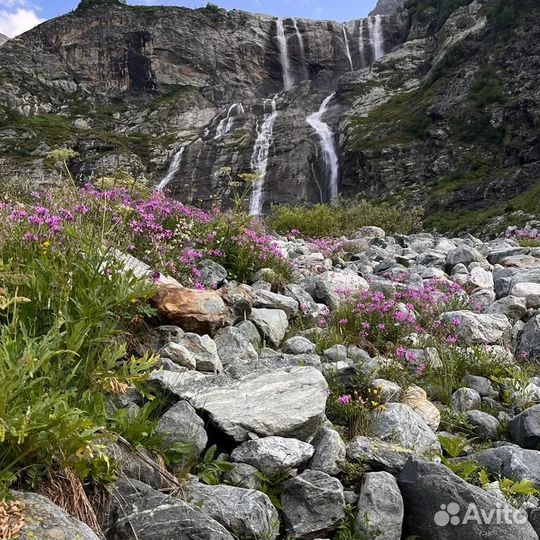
[[189, 367, 328, 442], [214, 326, 258, 368], [441, 311, 511, 345], [465, 410, 500, 439], [310, 270, 369, 310], [510, 404, 540, 449], [108, 479, 234, 540], [231, 436, 314, 475], [13, 492, 100, 540], [447, 245, 486, 268], [153, 284, 232, 336], [310, 426, 347, 476], [156, 401, 208, 454], [398, 457, 538, 540], [402, 385, 441, 430], [249, 308, 288, 348], [452, 387, 482, 412], [157, 342, 196, 370], [347, 436, 413, 474], [465, 445, 540, 488], [183, 481, 279, 540], [198, 259, 228, 288], [253, 289, 299, 317], [283, 336, 316, 355], [517, 315, 540, 361], [487, 295, 528, 321], [223, 462, 262, 490], [281, 470, 346, 539], [369, 403, 440, 454], [178, 333, 223, 373], [355, 472, 403, 540]]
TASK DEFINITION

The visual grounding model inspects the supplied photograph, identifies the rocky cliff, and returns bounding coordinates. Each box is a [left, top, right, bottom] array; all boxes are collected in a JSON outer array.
[[0, 33, 8, 47], [0, 0, 538, 230]]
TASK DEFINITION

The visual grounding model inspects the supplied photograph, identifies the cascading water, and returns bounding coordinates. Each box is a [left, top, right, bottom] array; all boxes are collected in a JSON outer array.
[[249, 95, 279, 216], [214, 103, 245, 139], [276, 18, 293, 91], [292, 19, 307, 80], [358, 19, 366, 67], [306, 93, 339, 202], [157, 146, 185, 191], [368, 15, 385, 62], [342, 25, 354, 71]]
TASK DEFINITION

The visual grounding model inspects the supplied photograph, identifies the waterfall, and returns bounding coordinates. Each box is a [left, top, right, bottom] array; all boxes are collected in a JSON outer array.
[[306, 93, 339, 202], [368, 15, 385, 62], [342, 25, 354, 71], [276, 18, 293, 91], [249, 95, 279, 216], [358, 19, 366, 67], [214, 103, 244, 139], [157, 147, 185, 191], [292, 19, 307, 79]]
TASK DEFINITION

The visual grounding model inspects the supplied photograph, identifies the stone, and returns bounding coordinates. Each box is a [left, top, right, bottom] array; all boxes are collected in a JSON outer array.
[[355, 472, 403, 540], [14, 491, 100, 540], [369, 403, 440, 454], [148, 369, 210, 402], [283, 336, 316, 355], [281, 470, 346, 539], [220, 283, 254, 324], [231, 436, 314, 475], [235, 320, 262, 349], [465, 410, 500, 439], [156, 401, 208, 454], [108, 479, 234, 540], [198, 259, 228, 288], [510, 404, 540, 449], [214, 326, 258, 368], [157, 342, 196, 370], [310, 426, 347, 476], [311, 270, 369, 310], [178, 333, 223, 373], [249, 308, 288, 348], [372, 378, 402, 402], [223, 462, 262, 490], [183, 481, 279, 540], [468, 266, 494, 290], [465, 445, 540, 488], [447, 245, 486, 268], [347, 437, 413, 474], [441, 311, 512, 345], [398, 457, 538, 540], [462, 374, 495, 397], [189, 367, 328, 442], [452, 387, 482, 412], [402, 385, 441, 430], [518, 315, 540, 360], [512, 282, 540, 298], [323, 344, 348, 363], [253, 289, 299, 317], [153, 284, 231, 337]]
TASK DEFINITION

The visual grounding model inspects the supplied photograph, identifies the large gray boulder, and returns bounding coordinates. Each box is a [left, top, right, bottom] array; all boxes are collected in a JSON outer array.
[[447, 245, 486, 269], [347, 436, 413, 474], [214, 326, 258, 368], [452, 387, 482, 412], [231, 436, 314, 475], [108, 479, 234, 540], [156, 401, 208, 454], [398, 458, 538, 540], [310, 426, 347, 476], [369, 403, 440, 454], [440, 311, 511, 345], [518, 315, 540, 360], [189, 367, 328, 442], [464, 445, 540, 488], [510, 404, 540, 449], [183, 481, 279, 540], [281, 470, 346, 539], [253, 289, 299, 317], [355, 472, 403, 540], [249, 308, 288, 348], [14, 492, 100, 540], [309, 270, 368, 310], [178, 333, 223, 373]]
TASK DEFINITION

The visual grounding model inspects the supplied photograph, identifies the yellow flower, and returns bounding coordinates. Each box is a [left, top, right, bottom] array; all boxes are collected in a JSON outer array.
[[42, 241, 51, 249]]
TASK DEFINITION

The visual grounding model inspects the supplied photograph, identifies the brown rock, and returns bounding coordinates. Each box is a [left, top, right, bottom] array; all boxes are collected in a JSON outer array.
[[154, 285, 231, 336], [402, 385, 441, 431]]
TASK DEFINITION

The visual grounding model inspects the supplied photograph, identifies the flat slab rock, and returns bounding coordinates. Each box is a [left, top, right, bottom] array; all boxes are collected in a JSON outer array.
[[189, 366, 328, 442], [14, 491, 100, 540]]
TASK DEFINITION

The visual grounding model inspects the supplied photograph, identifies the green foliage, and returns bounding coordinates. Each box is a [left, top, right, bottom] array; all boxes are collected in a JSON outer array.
[[195, 445, 234, 486], [405, 0, 472, 33], [204, 2, 221, 12], [500, 478, 538, 505], [268, 198, 423, 238], [339, 460, 368, 490], [254, 470, 290, 509], [438, 435, 469, 458]]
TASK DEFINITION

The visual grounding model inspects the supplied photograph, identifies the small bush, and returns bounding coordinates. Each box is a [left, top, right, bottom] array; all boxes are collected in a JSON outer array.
[[268, 198, 423, 238]]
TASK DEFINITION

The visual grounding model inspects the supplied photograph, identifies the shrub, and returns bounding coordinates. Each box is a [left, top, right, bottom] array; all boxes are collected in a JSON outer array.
[[268, 198, 423, 238]]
